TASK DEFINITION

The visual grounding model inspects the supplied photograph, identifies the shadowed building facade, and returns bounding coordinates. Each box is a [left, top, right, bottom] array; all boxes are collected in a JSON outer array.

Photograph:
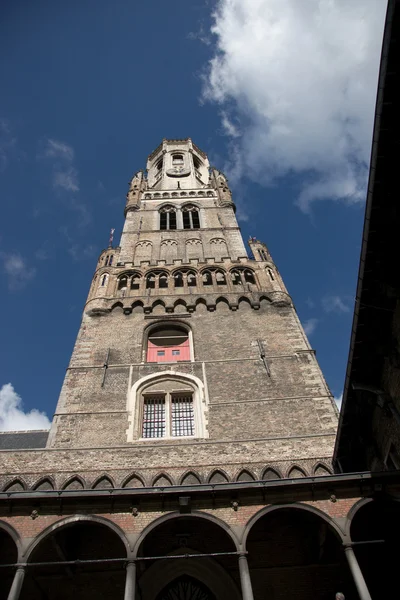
[[1, 131, 400, 598]]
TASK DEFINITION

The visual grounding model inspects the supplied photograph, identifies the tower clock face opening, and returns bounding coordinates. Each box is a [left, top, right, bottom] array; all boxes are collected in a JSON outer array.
[[147, 325, 190, 362]]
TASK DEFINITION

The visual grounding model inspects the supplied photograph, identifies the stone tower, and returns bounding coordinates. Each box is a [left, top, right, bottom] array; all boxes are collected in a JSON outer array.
[[2, 138, 380, 600], [46, 137, 338, 482]]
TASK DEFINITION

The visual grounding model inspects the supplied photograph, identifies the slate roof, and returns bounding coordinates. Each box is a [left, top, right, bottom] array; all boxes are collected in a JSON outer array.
[[0, 430, 49, 450]]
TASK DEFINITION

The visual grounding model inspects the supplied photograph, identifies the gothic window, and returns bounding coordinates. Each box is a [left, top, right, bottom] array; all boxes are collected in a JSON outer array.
[[142, 393, 194, 439], [100, 274, 108, 287], [156, 158, 163, 171], [146, 274, 156, 289], [244, 269, 256, 284], [147, 324, 190, 363], [187, 271, 197, 286], [174, 272, 184, 288], [159, 274, 168, 289], [202, 270, 212, 286], [131, 274, 140, 290], [215, 270, 226, 285], [182, 204, 200, 229], [172, 153, 184, 165], [118, 276, 128, 292], [109, 255, 113, 266], [267, 268, 275, 281], [231, 270, 241, 285], [157, 576, 215, 600], [159, 206, 177, 230]]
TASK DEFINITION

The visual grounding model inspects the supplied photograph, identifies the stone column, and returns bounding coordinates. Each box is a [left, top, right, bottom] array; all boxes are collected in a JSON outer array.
[[7, 566, 25, 600], [238, 553, 254, 600], [124, 561, 136, 600], [344, 545, 372, 600]]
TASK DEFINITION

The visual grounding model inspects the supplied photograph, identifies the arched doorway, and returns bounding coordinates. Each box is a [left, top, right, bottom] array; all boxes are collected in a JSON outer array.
[[245, 507, 355, 600], [136, 514, 241, 600], [156, 574, 216, 600], [0, 522, 19, 600], [21, 518, 128, 599], [350, 497, 400, 599]]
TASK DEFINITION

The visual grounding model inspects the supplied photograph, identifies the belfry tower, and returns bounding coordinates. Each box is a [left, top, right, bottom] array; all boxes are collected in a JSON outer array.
[[47, 137, 338, 477], [5, 139, 373, 600]]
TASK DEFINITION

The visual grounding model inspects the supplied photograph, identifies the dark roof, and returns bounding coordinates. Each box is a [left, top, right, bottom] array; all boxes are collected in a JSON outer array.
[[0, 430, 49, 450], [333, 0, 400, 471]]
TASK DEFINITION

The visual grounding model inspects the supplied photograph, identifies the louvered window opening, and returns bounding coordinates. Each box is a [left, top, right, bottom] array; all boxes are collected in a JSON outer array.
[[183, 208, 200, 229], [142, 396, 166, 438], [172, 395, 194, 437], [160, 210, 177, 230]]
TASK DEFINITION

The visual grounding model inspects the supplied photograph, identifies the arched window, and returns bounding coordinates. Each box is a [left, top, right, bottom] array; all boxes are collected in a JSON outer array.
[[147, 324, 190, 363], [159, 205, 177, 230], [187, 271, 197, 287], [244, 269, 256, 284], [182, 204, 200, 229], [131, 274, 140, 290], [146, 274, 156, 289], [231, 270, 241, 285], [109, 255, 113, 266], [174, 272, 184, 288], [100, 274, 108, 287], [215, 270, 226, 285], [159, 274, 168, 289], [118, 276, 128, 290], [156, 158, 163, 171], [202, 270, 212, 286]]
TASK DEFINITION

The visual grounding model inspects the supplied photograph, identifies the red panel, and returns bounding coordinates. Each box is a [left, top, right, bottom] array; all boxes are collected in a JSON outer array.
[[147, 340, 190, 363]]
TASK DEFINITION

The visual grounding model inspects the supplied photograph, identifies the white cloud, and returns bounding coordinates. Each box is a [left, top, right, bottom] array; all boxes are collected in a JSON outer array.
[[44, 138, 74, 161], [303, 318, 318, 336], [334, 393, 343, 409], [1, 252, 36, 290], [202, 0, 387, 210], [0, 383, 50, 431], [322, 294, 350, 314], [40, 138, 80, 192], [53, 167, 79, 192]]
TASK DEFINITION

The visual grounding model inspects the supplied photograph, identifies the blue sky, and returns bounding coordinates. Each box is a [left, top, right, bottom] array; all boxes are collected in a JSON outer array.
[[0, 0, 387, 429]]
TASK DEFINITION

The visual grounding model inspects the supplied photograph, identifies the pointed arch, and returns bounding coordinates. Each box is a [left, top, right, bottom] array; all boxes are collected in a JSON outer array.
[[215, 296, 230, 311], [92, 475, 115, 489], [3, 478, 26, 492], [236, 469, 255, 483], [122, 473, 145, 488], [238, 296, 252, 308], [262, 467, 282, 480], [152, 473, 173, 487], [173, 299, 187, 313], [32, 477, 55, 491], [131, 300, 144, 313], [181, 471, 202, 486], [313, 463, 332, 476], [287, 466, 307, 479], [111, 301, 123, 313], [151, 299, 166, 314], [208, 469, 229, 484], [62, 475, 85, 490]]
